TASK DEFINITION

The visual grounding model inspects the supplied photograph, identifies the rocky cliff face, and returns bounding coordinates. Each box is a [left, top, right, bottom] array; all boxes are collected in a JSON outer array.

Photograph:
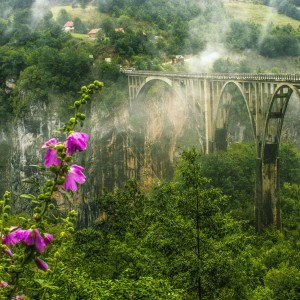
[[2, 83, 299, 226], [1, 82, 202, 226]]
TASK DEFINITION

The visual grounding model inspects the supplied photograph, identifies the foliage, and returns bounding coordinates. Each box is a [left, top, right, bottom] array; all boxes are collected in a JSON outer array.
[[0, 80, 103, 299], [226, 20, 260, 50], [258, 24, 300, 57]]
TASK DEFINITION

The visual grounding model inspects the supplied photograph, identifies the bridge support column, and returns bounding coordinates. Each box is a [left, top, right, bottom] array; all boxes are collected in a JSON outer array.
[[255, 145, 281, 233]]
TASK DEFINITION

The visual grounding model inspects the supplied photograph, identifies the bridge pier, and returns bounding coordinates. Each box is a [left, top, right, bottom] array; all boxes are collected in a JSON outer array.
[[255, 155, 281, 233]]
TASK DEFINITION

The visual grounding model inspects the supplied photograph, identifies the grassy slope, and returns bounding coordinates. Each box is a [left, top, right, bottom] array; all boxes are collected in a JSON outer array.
[[50, 5, 105, 24], [222, 0, 300, 73], [223, 0, 300, 28], [49, 2, 300, 72]]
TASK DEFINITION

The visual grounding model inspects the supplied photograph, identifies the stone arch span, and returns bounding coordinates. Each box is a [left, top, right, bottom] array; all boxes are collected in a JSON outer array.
[[214, 80, 256, 151]]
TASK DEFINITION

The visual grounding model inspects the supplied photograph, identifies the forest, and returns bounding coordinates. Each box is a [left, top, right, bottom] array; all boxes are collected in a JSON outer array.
[[0, 0, 300, 299]]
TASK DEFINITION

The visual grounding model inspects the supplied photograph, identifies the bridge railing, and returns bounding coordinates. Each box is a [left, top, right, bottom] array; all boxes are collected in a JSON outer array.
[[124, 70, 300, 83]]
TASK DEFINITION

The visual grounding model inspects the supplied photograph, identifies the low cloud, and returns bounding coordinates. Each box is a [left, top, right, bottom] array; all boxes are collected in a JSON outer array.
[[185, 44, 228, 73], [31, 0, 51, 28]]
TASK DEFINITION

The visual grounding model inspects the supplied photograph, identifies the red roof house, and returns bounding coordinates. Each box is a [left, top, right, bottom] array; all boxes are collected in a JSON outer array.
[[87, 28, 102, 40], [63, 21, 74, 32]]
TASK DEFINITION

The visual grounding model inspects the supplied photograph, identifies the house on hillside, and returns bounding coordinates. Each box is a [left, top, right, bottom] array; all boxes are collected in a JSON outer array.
[[63, 21, 74, 32], [114, 27, 125, 33], [87, 28, 102, 41]]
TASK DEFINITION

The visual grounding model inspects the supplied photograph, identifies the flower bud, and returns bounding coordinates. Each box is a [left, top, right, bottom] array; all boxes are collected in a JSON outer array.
[[0, 244, 8, 251], [57, 176, 65, 185], [33, 213, 40, 221], [65, 156, 72, 163], [94, 80, 104, 88], [46, 180, 53, 187], [81, 86, 87, 93], [3, 213, 8, 219], [59, 152, 66, 159], [49, 165, 58, 173], [35, 257, 49, 272], [56, 144, 65, 151], [69, 210, 78, 217], [79, 114, 86, 120], [69, 117, 76, 124], [74, 101, 81, 108], [62, 165, 69, 174]]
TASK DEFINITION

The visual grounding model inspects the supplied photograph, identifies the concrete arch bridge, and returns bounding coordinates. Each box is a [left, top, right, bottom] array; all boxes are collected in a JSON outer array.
[[125, 70, 300, 233]]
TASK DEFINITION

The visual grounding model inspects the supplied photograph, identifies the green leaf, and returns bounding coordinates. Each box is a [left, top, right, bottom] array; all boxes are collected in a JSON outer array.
[[20, 194, 36, 199]]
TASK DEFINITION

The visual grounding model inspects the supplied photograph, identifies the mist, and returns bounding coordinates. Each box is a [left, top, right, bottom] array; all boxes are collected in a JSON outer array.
[[31, 0, 52, 28], [186, 44, 228, 73]]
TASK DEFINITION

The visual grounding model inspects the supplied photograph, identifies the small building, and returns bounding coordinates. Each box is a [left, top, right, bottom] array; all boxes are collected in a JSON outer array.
[[172, 55, 184, 64], [63, 21, 74, 32], [87, 28, 102, 40], [114, 27, 125, 33]]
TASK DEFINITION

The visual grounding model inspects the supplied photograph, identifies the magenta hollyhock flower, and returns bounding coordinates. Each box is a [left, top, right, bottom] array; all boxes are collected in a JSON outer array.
[[3, 228, 26, 246], [3, 229, 53, 254], [12, 295, 26, 300], [0, 281, 8, 288], [34, 257, 49, 272], [22, 229, 46, 253], [66, 132, 89, 155], [64, 164, 86, 191], [44, 233, 53, 246], [42, 138, 61, 168]]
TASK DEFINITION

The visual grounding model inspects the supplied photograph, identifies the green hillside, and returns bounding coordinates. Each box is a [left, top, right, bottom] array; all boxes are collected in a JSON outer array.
[[224, 0, 300, 28], [51, 4, 105, 24]]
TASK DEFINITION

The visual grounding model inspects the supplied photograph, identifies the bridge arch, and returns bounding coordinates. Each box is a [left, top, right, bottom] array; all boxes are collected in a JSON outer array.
[[214, 80, 256, 151], [135, 77, 182, 101], [262, 83, 300, 161]]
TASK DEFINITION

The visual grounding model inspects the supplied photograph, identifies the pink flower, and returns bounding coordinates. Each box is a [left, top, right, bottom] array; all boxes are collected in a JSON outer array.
[[66, 132, 89, 155], [34, 258, 49, 272], [3, 228, 26, 246], [42, 138, 61, 168], [3, 229, 53, 253], [44, 233, 53, 246], [12, 295, 26, 299], [64, 164, 86, 191], [22, 229, 46, 253], [0, 281, 8, 288]]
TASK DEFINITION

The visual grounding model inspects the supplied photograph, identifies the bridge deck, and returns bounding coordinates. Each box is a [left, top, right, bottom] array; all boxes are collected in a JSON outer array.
[[124, 70, 300, 83]]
